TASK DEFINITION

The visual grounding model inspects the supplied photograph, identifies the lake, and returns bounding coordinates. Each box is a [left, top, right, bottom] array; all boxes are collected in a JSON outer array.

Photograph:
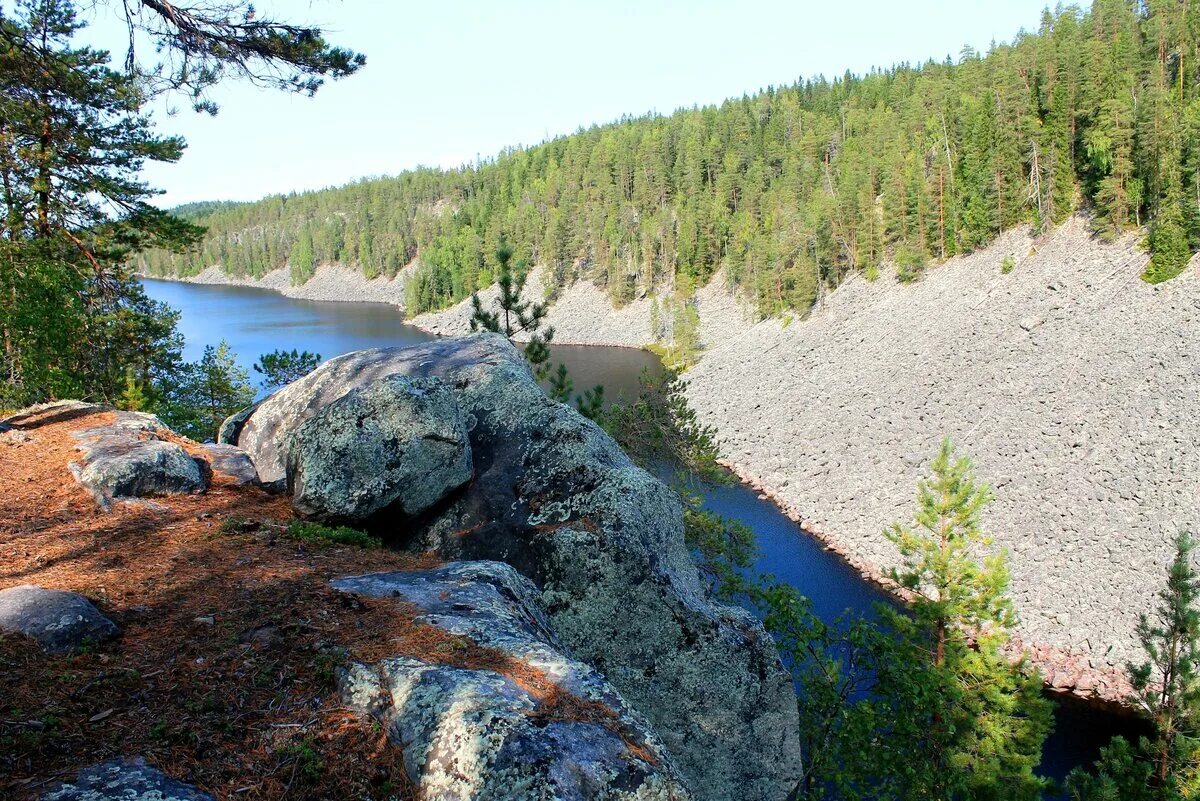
[[141, 277, 1138, 790]]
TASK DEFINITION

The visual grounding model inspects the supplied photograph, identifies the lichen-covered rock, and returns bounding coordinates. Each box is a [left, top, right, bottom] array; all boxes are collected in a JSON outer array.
[[40, 757, 213, 800], [286, 374, 472, 522], [70, 411, 206, 505], [201, 443, 260, 486], [333, 562, 691, 800], [0, 584, 118, 653], [237, 335, 801, 801]]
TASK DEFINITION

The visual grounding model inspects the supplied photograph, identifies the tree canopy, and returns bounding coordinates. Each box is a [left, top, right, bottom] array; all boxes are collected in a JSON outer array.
[[141, 1, 1200, 315]]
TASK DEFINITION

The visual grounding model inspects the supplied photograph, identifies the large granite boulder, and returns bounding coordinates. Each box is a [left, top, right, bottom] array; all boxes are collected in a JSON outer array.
[[41, 757, 214, 801], [286, 375, 472, 522], [334, 562, 690, 800], [232, 335, 801, 801], [0, 585, 118, 653], [69, 411, 206, 505]]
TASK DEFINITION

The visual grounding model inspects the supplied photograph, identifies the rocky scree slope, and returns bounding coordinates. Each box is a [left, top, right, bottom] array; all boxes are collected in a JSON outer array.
[[227, 333, 801, 801], [684, 216, 1200, 694]]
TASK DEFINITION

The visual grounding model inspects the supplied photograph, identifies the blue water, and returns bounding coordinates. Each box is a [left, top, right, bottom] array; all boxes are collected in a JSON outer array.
[[141, 277, 1135, 791]]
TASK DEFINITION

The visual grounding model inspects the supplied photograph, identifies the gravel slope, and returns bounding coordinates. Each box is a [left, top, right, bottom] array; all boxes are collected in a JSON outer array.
[[410, 266, 655, 347], [684, 216, 1200, 674], [179, 264, 411, 306]]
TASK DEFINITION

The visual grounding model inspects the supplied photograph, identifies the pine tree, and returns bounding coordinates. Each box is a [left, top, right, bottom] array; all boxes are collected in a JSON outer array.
[[117, 367, 147, 411], [253, 348, 321, 390], [0, 0, 201, 405], [1066, 532, 1200, 800], [468, 236, 555, 379], [161, 341, 254, 441], [1132, 531, 1200, 792], [884, 438, 1053, 801]]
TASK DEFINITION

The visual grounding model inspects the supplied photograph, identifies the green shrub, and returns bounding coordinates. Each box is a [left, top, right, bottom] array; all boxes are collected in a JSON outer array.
[[285, 520, 381, 548], [1000, 255, 1016, 274]]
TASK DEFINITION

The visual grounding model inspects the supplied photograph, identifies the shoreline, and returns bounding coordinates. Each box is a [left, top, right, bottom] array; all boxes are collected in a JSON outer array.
[[718, 457, 1134, 710], [142, 266, 1138, 711]]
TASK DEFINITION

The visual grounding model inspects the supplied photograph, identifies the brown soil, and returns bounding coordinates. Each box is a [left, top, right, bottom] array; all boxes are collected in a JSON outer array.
[[0, 408, 645, 799]]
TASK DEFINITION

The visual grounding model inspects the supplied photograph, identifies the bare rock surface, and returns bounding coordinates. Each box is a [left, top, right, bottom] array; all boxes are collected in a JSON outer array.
[[178, 262, 411, 306], [68, 410, 206, 505], [334, 561, 691, 800], [685, 216, 1200, 675], [231, 334, 800, 801], [286, 374, 472, 522], [201, 443, 260, 486], [40, 757, 213, 801], [0, 584, 118, 653]]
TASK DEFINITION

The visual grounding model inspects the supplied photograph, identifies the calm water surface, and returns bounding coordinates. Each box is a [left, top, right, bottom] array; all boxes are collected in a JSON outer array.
[[141, 277, 1135, 791]]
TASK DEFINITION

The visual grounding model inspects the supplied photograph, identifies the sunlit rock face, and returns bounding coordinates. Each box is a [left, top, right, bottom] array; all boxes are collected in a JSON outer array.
[[334, 562, 692, 801], [232, 334, 802, 801]]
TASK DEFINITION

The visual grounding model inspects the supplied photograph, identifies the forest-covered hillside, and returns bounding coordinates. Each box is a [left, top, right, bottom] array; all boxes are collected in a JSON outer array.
[[138, 0, 1200, 317]]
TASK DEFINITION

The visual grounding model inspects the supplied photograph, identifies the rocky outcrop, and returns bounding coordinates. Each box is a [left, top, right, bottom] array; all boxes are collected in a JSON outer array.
[[334, 562, 691, 800], [41, 757, 213, 801], [217, 401, 261, 446], [286, 375, 472, 522], [171, 263, 411, 306], [0, 585, 118, 653], [229, 335, 801, 801], [67, 409, 206, 505]]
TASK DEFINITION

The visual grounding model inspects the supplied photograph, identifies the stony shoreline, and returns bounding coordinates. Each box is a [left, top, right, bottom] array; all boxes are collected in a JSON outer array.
[[719, 457, 1134, 707], [685, 216, 1200, 709]]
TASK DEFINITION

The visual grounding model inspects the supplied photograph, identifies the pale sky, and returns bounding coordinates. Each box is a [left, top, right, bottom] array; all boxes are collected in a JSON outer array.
[[83, 0, 1055, 208]]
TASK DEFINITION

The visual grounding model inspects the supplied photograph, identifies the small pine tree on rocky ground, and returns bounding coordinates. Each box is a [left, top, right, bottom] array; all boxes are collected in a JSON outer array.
[[1067, 532, 1200, 800], [469, 237, 603, 417], [882, 438, 1053, 801]]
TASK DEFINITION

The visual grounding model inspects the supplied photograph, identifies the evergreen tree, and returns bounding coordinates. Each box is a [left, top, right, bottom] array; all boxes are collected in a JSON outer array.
[[883, 438, 1053, 801], [1133, 531, 1200, 792], [253, 348, 321, 390], [160, 340, 254, 441], [1067, 532, 1200, 800], [0, 0, 200, 404], [468, 236, 604, 418]]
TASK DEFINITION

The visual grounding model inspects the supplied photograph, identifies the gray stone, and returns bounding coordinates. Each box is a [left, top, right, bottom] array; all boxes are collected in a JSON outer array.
[[70, 412, 206, 505], [0, 585, 118, 653], [239, 335, 800, 801], [72, 417, 206, 503], [285, 374, 472, 522], [217, 400, 262, 446], [41, 757, 213, 800], [681, 215, 1200, 679], [201, 443, 260, 486], [334, 562, 691, 800]]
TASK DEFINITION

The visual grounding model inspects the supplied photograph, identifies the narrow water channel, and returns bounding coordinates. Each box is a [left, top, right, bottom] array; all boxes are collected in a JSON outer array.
[[141, 277, 1137, 790]]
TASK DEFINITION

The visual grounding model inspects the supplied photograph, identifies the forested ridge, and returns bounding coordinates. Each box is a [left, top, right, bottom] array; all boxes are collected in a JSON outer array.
[[139, 1, 1200, 317]]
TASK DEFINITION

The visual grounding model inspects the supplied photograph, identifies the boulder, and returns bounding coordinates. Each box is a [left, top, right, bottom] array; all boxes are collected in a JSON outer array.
[[235, 335, 801, 801], [201, 443, 260, 486], [40, 757, 213, 801], [286, 374, 472, 522], [0, 585, 118, 653], [217, 400, 262, 446], [70, 411, 206, 505], [334, 562, 691, 800]]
